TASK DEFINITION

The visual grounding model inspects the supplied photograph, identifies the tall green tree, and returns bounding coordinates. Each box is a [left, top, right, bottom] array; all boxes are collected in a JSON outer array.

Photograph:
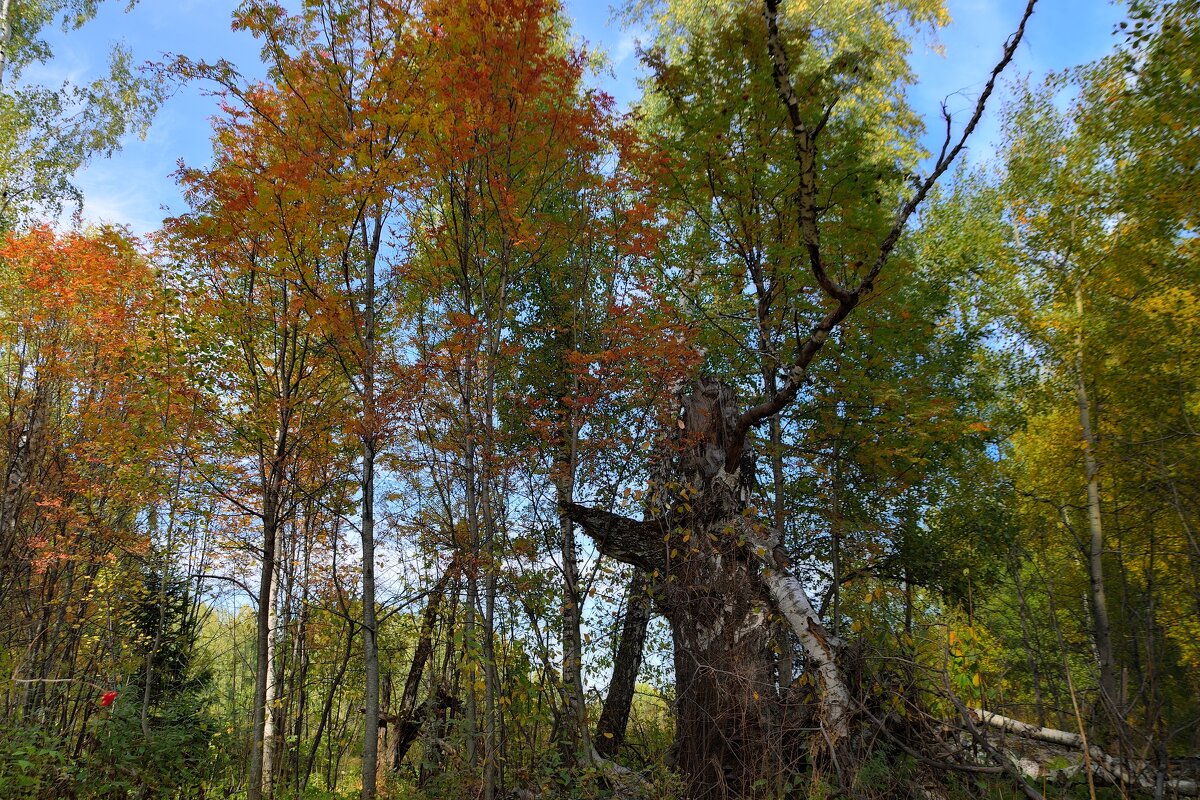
[[566, 0, 1034, 795], [0, 0, 159, 230], [956, 0, 1199, 769]]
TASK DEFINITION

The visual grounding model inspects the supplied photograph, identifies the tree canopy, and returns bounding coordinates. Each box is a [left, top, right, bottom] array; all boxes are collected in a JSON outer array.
[[1, 1, 1197, 799]]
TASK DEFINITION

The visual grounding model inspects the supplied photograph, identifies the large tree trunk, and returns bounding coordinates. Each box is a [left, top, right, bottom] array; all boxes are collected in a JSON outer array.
[[567, 378, 849, 799]]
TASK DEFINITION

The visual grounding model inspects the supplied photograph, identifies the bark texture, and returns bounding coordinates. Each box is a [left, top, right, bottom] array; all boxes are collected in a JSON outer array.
[[567, 378, 847, 799], [383, 565, 455, 771], [1073, 281, 1117, 711], [594, 569, 651, 758]]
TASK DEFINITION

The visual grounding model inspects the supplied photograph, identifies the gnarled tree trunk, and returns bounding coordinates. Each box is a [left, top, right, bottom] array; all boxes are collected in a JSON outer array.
[[567, 378, 848, 799]]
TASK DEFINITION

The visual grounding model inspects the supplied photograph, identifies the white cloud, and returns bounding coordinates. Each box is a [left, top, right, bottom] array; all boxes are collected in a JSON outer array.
[[614, 30, 641, 66]]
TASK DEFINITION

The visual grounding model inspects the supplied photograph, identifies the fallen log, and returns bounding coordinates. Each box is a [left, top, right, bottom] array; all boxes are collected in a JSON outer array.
[[970, 708, 1200, 796]]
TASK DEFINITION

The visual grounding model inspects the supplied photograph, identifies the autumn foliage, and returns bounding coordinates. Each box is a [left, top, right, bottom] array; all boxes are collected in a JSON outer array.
[[2, 1, 1199, 799]]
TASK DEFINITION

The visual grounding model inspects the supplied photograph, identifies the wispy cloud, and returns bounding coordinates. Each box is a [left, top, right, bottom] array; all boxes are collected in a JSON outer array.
[[614, 30, 641, 66]]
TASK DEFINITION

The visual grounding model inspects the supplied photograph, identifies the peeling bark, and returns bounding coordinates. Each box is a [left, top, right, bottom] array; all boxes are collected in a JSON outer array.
[[754, 542, 849, 744], [567, 378, 839, 798], [562, 504, 665, 575]]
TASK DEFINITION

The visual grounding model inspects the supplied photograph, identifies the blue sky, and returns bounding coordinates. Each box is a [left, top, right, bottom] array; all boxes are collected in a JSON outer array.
[[27, 0, 1127, 236]]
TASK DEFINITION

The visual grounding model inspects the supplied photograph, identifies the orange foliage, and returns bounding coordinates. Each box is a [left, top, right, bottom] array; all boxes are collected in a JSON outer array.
[[0, 225, 161, 569]]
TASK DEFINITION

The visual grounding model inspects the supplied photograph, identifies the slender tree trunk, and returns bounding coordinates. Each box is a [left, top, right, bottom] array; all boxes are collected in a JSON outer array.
[[1010, 552, 1047, 726], [461, 393, 482, 770], [1074, 280, 1117, 711], [481, 253, 512, 800], [292, 514, 313, 795], [386, 566, 454, 770], [141, 512, 167, 738], [463, 571, 480, 765], [555, 353, 593, 768], [262, 531, 282, 799], [557, 478, 592, 764], [378, 673, 391, 787], [594, 569, 651, 757], [248, 497, 281, 800], [360, 214, 382, 800], [479, 434, 500, 800], [829, 461, 843, 637], [250, 406, 290, 800], [304, 619, 356, 790], [361, 437, 380, 800], [768, 413, 794, 695], [0, 381, 45, 610]]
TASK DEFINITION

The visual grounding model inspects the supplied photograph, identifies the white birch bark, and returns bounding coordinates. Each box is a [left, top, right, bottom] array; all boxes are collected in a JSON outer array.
[[753, 537, 850, 743], [261, 532, 281, 799], [972, 709, 1199, 795], [0, 0, 12, 86]]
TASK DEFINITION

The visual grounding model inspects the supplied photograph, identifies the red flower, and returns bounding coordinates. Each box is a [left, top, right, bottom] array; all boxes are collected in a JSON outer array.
[[100, 690, 118, 708]]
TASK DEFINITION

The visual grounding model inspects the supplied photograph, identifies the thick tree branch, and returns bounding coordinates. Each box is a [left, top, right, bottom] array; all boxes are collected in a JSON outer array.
[[868, 0, 1037, 283], [563, 503, 665, 574], [762, 0, 850, 307]]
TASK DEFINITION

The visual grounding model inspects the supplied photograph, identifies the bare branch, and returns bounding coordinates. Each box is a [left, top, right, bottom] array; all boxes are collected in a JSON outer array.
[[744, 0, 1038, 434], [868, 0, 1038, 286]]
